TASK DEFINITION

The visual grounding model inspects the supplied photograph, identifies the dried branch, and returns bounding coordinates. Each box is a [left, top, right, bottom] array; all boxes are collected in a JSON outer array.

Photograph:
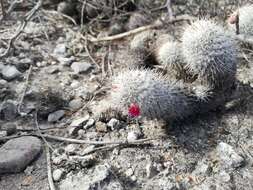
[[45, 146, 56, 190], [0, 0, 6, 19], [0, 0, 42, 58], [86, 15, 194, 43], [42, 134, 156, 145]]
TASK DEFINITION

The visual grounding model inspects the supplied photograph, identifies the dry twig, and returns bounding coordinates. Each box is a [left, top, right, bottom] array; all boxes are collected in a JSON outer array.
[[45, 146, 56, 190], [85, 15, 194, 43], [0, 0, 42, 58], [42, 134, 156, 145]]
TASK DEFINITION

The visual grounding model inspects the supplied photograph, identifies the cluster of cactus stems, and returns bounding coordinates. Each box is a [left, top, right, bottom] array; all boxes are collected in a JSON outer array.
[[106, 5, 253, 123]]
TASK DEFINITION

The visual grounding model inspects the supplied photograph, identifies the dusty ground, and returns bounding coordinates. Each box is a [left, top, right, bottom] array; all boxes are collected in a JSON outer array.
[[1, 0, 253, 190]]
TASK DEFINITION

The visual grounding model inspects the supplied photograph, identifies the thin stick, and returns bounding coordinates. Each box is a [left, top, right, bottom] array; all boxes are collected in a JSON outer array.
[[0, 0, 6, 19], [86, 15, 194, 43], [34, 112, 54, 151], [42, 134, 156, 145], [0, 0, 42, 58], [83, 33, 100, 68], [165, 0, 174, 20], [45, 146, 56, 190]]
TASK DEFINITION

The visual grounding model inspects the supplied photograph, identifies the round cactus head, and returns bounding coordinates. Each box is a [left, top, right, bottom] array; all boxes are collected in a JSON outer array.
[[182, 19, 238, 87]]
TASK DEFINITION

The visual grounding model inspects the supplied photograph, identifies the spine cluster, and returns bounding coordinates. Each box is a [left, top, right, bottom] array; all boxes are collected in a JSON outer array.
[[108, 19, 238, 122]]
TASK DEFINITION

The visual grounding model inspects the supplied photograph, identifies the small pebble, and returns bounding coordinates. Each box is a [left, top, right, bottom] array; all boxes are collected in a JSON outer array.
[[0, 131, 7, 137], [47, 110, 65, 123], [127, 131, 139, 141], [71, 62, 92, 74], [107, 118, 120, 130], [1, 65, 21, 81], [68, 98, 83, 110], [84, 119, 95, 129], [79, 145, 95, 156], [65, 144, 78, 155], [53, 43, 67, 56], [70, 116, 89, 127], [125, 168, 134, 177], [53, 169, 64, 182]]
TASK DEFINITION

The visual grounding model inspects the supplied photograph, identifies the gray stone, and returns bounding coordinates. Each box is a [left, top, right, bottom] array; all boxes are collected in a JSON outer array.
[[47, 110, 65, 123], [83, 119, 95, 129], [127, 131, 139, 141], [52, 154, 67, 165], [53, 43, 67, 56], [1, 65, 21, 81], [0, 136, 42, 174], [79, 145, 95, 156], [70, 80, 80, 88], [1, 123, 17, 136], [59, 164, 120, 190], [107, 118, 120, 130], [70, 116, 89, 127], [65, 144, 78, 155], [0, 131, 7, 137], [57, 56, 75, 66], [71, 62, 92, 74], [53, 169, 64, 182], [0, 100, 18, 121], [216, 142, 244, 169], [0, 79, 7, 86], [68, 98, 83, 110], [47, 66, 60, 74]]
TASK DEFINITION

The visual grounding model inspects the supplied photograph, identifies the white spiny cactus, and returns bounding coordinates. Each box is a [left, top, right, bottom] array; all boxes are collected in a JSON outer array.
[[182, 19, 237, 87], [110, 69, 194, 121], [156, 41, 186, 79]]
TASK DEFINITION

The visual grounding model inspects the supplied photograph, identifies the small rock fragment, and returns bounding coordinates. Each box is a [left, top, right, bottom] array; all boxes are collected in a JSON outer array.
[[127, 131, 139, 141], [59, 164, 112, 190], [68, 98, 83, 110], [216, 142, 244, 169], [53, 43, 67, 56], [107, 118, 120, 130], [1, 65, 21, 81], [71, 62, 92, 74], [65, 144, 78, 155], [0, 131, 7, 137], [0, 100, 18, 120], [70, 116, 89, 127], [48, 110, 65, 123], [57, 56, 75, 66], [53, 169, 64, 182], [1, 123, 17, 136], [83, 118, 95, 129]]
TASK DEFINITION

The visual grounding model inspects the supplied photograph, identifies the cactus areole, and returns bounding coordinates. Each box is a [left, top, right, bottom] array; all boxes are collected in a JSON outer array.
[[128, 103, 140, 118]]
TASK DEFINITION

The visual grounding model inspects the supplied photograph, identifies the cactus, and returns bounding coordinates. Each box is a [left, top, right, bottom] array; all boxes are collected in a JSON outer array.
[[182, 20, 237, 88], [155, 40, 187, 79], [229, 5, 253, 36], [104, 19, 238, 123], [110, 69, 195, 122]]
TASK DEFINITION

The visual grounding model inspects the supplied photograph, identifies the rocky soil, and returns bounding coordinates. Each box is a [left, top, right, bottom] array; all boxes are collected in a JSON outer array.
[[0, 0, 253, 190]]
